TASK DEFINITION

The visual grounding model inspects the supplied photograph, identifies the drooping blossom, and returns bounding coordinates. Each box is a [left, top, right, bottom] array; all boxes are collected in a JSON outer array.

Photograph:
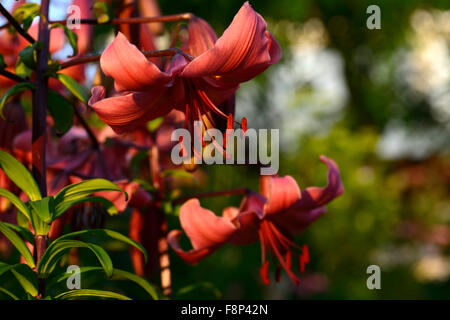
[[168, 156, 344, 285], [89, 2, 281, 142]]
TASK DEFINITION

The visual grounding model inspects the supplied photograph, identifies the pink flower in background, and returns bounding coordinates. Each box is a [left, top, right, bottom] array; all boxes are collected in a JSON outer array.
[[89, 2, 281, 136], [168, 155, 344, 285]]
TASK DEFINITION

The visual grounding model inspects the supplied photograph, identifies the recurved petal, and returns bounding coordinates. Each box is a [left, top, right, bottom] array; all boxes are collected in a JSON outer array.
[[168, 199, 238, 264], [167, 230, 216, 265], [88, 86, 179, 134], [260, 175, 301, 216], [295, 155, 344, 211], [181, 2, 281, 83], [180, 198, 236, 250], [100, 32, 173, 92]]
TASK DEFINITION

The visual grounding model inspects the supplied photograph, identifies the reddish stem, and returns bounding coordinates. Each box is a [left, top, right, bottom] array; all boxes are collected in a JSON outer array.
[[32, 0, 50, 298], [0, 3, 36, 43]]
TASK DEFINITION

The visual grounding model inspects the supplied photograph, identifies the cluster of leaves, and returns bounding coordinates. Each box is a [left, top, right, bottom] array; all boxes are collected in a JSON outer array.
[[0, 149, 158, 300]]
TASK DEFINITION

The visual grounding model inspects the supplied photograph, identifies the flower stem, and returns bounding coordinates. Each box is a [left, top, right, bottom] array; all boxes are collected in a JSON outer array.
[[149, 145, 172, 297], [59, 48, 193, 70], [172, 188, 251, 205], [0, 3, 36, 44], [49, 13, 193, 26], [32, 0, 50, 298], [0, 69, 29, 83]]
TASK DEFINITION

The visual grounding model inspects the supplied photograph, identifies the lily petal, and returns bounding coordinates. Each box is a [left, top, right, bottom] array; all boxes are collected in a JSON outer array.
[[271, 156, 344, 235], [296, 155, 344, 211], [261, 175, 301, 216], [168, 198, 236, 264], [89, 86, 180, 134], [181, 2, 281, 83], [185, 16, 217, 57], [100, 32, 172, 92]]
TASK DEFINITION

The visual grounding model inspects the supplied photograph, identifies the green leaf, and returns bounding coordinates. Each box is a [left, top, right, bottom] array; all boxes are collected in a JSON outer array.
[[146, 117, 164, 132], [0, 150, 41, 202], [0, 263, 39, 297], [54, 179, 127, 206], [29, 197, 54, 224], [55, 289, 131, 300], [161, 169, 198, 183], [93, 2, 111, 24], [47, 90, 74, 135], [0, 54, 6, 69], [55, 73, 88, 104], [111, 268, 159, 300], [12, 3, 40, 32], [50, 23, 78, 57], [0, 222, 34, 244], [0, 287, 19, 300], [57, 229, 147, 263], [18, 43, 39, 69], [37, 239, 113, 278], [15, 57, 33, 79], [47, 267, 159, 300], [0, 222, 35, 269], [54, 196, 118, 219], [0, 187, 31, 220], [0, 82, 36, 120]]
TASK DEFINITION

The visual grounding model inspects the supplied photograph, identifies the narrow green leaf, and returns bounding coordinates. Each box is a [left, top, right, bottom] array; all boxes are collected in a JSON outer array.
[[111, 269, 159, 300], [37, 239, 113, 278], [54, 179, 127, 206], [0, 262, 38, 297], [0, 222, 34, 244], [0, 149, 41, 203], [47, 267, 159, 300], [0, 287, 19, 300], [55, 289, 131, 300], [54, 196, 118, 219], [55, 73, 88, 104], [57, 229, 147, 263], [0, 187, 31, 220], [47, 90, 74, 135], [0, 222, 35, 268], [0, 83, 36, 120]]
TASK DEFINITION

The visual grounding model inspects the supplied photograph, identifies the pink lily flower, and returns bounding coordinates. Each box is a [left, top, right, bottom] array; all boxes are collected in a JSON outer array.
[[168, 156, 344, 285], [89, 2, 281, 136]]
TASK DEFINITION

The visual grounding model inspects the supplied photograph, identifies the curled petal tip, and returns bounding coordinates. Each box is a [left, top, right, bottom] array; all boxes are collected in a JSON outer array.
[[88, 86, 106, 106]]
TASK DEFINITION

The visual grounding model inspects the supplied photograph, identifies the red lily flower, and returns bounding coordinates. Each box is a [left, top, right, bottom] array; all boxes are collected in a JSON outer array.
[[168, 156, 344, 285], [89, 2, 281, 136]]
